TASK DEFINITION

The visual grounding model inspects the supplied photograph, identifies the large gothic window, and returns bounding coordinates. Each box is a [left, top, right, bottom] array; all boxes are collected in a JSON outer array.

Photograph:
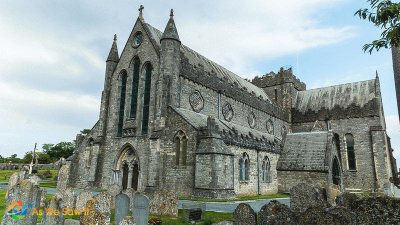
[[345, 134, 356, 170], [239, 153, 250, 181], [262, 156, 271, 183], [117, 71, 128, 137], [332, 156, 341, 185], [141, 63, 152, 134], [174, 131, 187, 166], [130, 58, 140, 119]]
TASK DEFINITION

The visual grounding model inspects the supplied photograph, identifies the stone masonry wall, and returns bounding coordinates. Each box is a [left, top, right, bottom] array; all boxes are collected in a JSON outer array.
[[277, 170, 327, 193], [291, 116, 387, 192]]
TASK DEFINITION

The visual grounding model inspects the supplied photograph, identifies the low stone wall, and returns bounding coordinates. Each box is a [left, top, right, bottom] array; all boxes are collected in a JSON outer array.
[[0, 163, 59, 170]]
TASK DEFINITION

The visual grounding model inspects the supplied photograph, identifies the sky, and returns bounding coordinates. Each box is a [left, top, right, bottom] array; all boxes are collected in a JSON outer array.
[[0, 0, 399, 162]]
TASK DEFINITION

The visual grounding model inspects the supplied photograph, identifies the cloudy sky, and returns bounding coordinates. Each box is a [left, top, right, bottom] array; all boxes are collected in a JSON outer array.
[[0, 0, 399, 161]]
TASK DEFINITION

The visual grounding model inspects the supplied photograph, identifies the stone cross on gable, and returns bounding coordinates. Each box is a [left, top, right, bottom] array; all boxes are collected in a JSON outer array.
[[139, 5, 144, 18]]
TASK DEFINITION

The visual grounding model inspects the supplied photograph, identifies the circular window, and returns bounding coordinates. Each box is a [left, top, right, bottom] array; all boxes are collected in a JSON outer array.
[[222, 103, 234, 122], [132, 32, 143, 47], [248, 112, 256, 129], [266, 119, 274, 134], [189, 91, 204, 112]]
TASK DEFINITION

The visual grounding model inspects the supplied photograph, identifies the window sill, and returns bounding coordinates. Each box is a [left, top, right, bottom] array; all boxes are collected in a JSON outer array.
[[348, 169, 357, 172], [239, 180, 249, 184]]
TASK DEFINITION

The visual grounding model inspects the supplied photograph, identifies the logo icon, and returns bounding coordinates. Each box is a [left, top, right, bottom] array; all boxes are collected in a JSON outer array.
[[6, 201, 29, 221]]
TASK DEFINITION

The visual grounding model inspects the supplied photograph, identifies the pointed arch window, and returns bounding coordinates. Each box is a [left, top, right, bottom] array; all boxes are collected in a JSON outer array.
[[130, 58, 140, 119], [239, 153, 250, 181], [345, 134, 356, 170], [332, 157, 341, 185], [262, 156, 271, 183], [117, 71, 128, 137], [142, 63, 152, 134], [174, 131, 187, 166]]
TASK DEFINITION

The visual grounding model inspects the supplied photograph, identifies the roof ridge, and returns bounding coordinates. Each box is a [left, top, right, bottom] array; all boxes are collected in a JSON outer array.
[[300, 78, 376, 92]]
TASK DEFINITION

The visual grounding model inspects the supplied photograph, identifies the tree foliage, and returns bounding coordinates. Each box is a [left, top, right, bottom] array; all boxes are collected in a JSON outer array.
[[22, 151, 51, 164], [42, 142, 75, 162], [355, 0, 400, 53]]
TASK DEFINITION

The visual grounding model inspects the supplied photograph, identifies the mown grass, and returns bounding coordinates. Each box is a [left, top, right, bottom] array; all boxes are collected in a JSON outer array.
[[180, 193, 289, 202], [0, 189, 7, 219], [39, 183, 57, 188], [0, 170, 58, 183]]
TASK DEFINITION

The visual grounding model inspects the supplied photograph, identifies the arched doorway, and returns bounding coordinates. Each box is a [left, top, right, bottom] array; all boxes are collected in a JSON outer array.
[[115, 146, 140, 191]]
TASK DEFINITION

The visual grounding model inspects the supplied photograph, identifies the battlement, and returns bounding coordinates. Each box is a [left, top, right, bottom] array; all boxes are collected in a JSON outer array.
[[251, 67, 306, 91]]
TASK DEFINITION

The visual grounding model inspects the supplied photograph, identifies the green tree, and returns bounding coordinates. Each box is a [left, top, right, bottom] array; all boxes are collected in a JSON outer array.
[[355, 0, 400, 120], [43, 141, 75, 161], [23, 151, 51, 164]]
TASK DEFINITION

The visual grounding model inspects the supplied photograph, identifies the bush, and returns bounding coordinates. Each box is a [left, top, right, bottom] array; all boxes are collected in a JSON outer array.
[[36, 170, 52, 179]]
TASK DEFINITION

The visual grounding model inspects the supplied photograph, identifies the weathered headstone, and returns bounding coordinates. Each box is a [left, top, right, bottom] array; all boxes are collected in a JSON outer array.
[[133, 193, 150, 225], [290, 183, 329, 214], [28, 175, 41, 186], [327, 206, 353, 225], [181, 202, 206, 223], [1, 179, 41, 225], [122, 188, 136, 211], [119, 216, 135, 225], [149, 190, 178, 216], [75, 190, 92, 210], [115, 193, 130, 225], [233, 203, 257, 225], [64, 219, 80, 225], [60, 187, 76, 209], [41, 197, 65, 225], [258, 200, 296, 225], [94, 192, 112, 225], [56, 164, 70, 194], [40, 188, 47, 208], [80, 198, 97, 225], [107, 184, 122, 208], [298, 206, 333, 225], [7, 171, 25, 191]]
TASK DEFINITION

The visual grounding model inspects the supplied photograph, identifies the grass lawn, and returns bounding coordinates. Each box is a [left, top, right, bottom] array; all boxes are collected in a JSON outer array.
[[39, 183, 57, 188], [0, 170, 58, 183], [180, 193, 289, 202], [0, 189, 7, 219]]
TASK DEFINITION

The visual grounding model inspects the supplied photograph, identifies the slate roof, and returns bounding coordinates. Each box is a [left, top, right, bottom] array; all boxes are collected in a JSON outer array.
[[173, 108, 276, 143], [293, 79, 376, 113], [277, 131, 329, 172], [143, 23, 271, 102]]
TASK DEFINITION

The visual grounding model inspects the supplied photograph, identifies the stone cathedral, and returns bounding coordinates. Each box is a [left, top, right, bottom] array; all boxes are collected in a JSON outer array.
[[68, 7, 399, 199]]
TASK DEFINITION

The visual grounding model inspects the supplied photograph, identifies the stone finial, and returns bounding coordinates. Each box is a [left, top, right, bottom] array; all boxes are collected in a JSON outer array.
[[376, 70, 379, 79], [114, 34, 117, 42], [170, 9, 174, 17]]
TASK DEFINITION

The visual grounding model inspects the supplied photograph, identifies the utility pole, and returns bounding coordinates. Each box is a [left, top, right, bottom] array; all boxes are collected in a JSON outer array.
[[29, 143, 37, 175]]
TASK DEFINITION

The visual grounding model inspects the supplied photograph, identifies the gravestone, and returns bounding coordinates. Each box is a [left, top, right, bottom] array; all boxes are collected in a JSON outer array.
[[327, 206, 353, 224], [258, 200, 297, 225], [28, 175, 41, 186], [94, 192, 112, 225], [133, 193, 150, 225], [115, 193, 130, 225], [64, 219, 80, 225], [290, 183, 329, 214], [61, 187, 76, 209], [56, 164, 70, 194], [41, 196, 65, 225], [80, 198, 108, 225], [149, 190, 178, 216], [40, 188, 47, 208], [123, 188, 136, 211], [7, 171, 25, 191], [119, 216, 135, 225], [181, 202, 206, 223], [233, 203, 257, 225], [76, 191, 92, 210], [107, 184, 122, 208], [1, 179, 41, 225], [298, 206, 335, 225]]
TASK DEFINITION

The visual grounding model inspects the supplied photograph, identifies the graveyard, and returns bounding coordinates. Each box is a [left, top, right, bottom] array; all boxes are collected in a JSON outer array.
[[1, 168, 400, 224]]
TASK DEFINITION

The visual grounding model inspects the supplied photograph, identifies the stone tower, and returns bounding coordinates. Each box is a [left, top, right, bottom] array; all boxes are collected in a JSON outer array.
[[252, 67, 306, 118], [160, 9, 181, 112]]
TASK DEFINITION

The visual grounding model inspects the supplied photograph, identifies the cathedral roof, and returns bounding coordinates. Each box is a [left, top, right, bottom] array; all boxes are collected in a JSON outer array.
[[173, 107, 276, 143], [277, 131, 329, 172], [293, 79, 377, 113], [143, 23, 272, 103]]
